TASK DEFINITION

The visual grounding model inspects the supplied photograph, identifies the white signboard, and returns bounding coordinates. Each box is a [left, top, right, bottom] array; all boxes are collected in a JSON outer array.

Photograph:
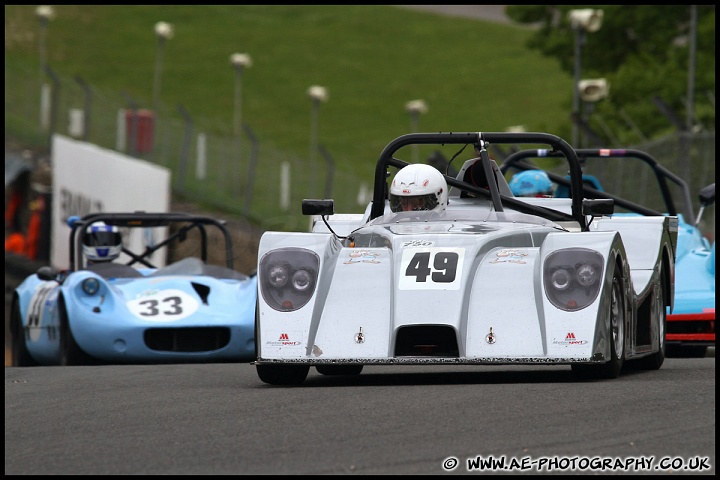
[[50, 134, 171, 269]]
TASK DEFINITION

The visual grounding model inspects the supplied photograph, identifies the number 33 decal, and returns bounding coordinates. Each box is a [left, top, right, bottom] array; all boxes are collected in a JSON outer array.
[[127, 289, 199, 321], [399, 247, 465, 290]]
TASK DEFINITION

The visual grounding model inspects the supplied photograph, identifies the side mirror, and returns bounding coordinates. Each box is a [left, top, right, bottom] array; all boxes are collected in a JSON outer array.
[[582, 198, 614, 217], [699, 183, 715, 207], [36, 265, 60, 281], [302, 199, 334, 216]]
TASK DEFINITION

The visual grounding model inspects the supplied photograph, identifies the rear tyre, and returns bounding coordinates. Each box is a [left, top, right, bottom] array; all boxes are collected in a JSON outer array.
[[632, 269, 666, 370], [316, 364, 364, 376], [10, 299, 39, 367], [256, 364, 309, 385], [572, 262, 625, 380]]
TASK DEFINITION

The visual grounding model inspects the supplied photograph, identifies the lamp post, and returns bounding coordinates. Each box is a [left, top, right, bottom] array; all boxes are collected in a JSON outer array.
[[230, 53, 252, 138], [35, 5, 55, 82], [578, 78, 609, 147], [405, 99, 427, 163], [308, 85, 328, 197], [152, 21, 174, 114], [568, 8, 603, 147], [230, 53, 252, 192]]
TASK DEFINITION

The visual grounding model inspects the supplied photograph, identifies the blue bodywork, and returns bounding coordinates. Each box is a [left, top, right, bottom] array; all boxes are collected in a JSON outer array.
[[11, 212, 258, 365], [500, 149, 715, 357]]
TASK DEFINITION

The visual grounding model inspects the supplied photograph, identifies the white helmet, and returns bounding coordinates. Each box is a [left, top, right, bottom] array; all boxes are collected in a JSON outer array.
[[389, 164, 448, 213], [83, 221, 122, 262]]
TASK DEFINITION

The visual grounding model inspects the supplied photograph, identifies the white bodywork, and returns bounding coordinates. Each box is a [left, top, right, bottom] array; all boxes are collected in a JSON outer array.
[[254, 132, 676, 384], [257, 203, 675, 365]]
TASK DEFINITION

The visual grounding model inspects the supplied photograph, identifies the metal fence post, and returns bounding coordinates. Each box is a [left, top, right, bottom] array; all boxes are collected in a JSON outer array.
[[43, 65, 60, 151], [177, 104, 193, 193], [320, 144, 334, 199], [74, 75, 92, 141], [243, 124, 259, 216]]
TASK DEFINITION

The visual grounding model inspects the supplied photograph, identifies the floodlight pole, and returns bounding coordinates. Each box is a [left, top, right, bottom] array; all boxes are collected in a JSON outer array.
[[152, 22, 173, 114], [35, 6, 54, 82], [569, 8, 603, 148], [572, 27, 584, 148], [308, 86, 328, 198], [405, 99, 428, 163], [230, 53, 252, 192]]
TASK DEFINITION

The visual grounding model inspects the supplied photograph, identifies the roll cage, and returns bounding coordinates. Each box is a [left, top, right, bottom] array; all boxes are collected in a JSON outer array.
[[68, 212, 235, 272], [499, 148, 695, 223], [369, 132, 590, 230]]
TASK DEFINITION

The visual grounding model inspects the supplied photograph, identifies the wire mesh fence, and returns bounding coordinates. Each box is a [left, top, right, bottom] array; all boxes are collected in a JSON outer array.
[[5, 62, 715, 236]]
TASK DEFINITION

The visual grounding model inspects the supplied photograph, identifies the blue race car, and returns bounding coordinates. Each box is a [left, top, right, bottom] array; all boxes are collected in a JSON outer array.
[[10, 212, 258, 366], [500, 148, 715, 358]]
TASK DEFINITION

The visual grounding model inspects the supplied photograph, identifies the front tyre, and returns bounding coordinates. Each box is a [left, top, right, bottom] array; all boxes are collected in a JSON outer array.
[[257, 364, 309, 385], [58, 296, 95, 366], [316, 364, 364, 375], [10, 298, 38, 367], [572, 262, 625, 380]]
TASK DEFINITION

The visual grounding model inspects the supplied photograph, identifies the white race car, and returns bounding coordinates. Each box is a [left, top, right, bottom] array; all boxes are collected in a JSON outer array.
[[254, 132, 677, 385]]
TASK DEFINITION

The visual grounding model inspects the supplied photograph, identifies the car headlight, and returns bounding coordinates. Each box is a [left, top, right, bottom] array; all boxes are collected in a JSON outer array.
[[291, 269, 313, 292], [268, 264, 289, 288], [544, 248, 604, 311], [260, 248, 319, 312], [81, 277, 101, 295]]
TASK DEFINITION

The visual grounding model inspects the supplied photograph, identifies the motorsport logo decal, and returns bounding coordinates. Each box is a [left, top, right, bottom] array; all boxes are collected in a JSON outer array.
[[266, 332, 303, 347], [552, 332, 588, 345]]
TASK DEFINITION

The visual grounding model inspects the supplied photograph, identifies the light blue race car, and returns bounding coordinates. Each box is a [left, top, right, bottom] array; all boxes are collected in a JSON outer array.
[[10, 212, 258, 366], [501, 148, 715, 358]]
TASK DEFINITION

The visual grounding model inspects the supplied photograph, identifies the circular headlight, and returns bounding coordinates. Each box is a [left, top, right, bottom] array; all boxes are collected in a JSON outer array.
[[267, 264, 289, 288], [550, 268, 572, 291], [291, 269, 313, 292], [82, 277, 100, 295], [576, 264, 598, 287]]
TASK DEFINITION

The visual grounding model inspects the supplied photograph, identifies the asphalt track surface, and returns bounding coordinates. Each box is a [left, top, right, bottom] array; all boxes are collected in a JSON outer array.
[[5, 359, 716, 475]]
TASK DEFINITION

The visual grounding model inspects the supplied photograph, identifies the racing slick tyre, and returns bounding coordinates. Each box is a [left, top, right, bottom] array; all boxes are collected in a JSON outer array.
[[629, 267, 667, 370], [315, 365, 364, 376], [10, 298, 39, 367], [58, 296, 96, 366], [572, 262, 626, 380], [256, 364, 310, 385]]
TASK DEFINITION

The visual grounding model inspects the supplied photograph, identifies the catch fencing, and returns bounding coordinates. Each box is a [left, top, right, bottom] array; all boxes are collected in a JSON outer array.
[[5, 62, 715, 237]]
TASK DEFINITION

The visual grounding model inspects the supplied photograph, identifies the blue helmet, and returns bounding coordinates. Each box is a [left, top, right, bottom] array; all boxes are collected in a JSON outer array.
[[509, 170, 553, 197]]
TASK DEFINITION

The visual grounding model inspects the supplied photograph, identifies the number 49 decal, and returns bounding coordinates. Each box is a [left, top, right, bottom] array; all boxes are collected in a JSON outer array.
[[399, 247, 465, 290]]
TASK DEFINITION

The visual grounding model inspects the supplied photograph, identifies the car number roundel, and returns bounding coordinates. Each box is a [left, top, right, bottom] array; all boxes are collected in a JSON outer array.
[[399, 247, 465, 290], [127, 289, 199, 321]]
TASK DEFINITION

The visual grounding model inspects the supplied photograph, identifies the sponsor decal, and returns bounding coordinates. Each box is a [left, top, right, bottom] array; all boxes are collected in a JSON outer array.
[[489, 249, 528, 264], [552, 332, 588, 345], [401, 240, 434, 248], [266, 332, 303, 347], [344, 249, 381, 264]]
